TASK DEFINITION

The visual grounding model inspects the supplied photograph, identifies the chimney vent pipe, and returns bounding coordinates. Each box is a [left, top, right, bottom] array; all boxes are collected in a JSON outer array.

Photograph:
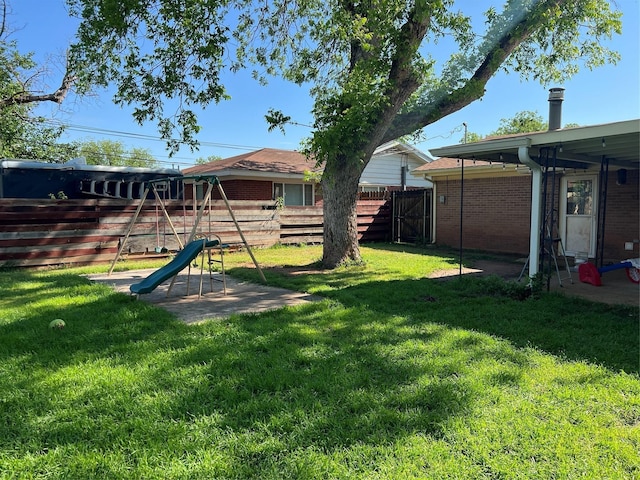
[[548, 87, 565, 130]]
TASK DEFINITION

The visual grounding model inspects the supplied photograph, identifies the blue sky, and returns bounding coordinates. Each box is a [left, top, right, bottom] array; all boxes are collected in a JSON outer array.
[[10, 0, 640, 168]]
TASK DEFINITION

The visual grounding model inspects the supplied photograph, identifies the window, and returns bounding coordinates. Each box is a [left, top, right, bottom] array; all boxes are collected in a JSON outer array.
[[566, 179, 593, 215], [273, 183, 314, 206]]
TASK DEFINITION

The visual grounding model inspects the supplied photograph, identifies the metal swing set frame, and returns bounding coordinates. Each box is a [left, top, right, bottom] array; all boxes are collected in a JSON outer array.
[[107, 174, 265, 286]]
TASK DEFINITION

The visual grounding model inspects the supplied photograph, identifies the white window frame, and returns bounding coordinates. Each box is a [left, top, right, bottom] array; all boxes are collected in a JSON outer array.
[[273, 182, 314, 206]]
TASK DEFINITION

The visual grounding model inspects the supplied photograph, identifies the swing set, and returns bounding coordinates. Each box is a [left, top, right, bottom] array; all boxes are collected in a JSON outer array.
[[108, 174, 265, 293]]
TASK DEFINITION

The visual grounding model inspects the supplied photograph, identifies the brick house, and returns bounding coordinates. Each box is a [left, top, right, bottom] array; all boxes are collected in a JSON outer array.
[[184, 148, 322, 205], [413, 119, 639, 278], [183, 141, 432, 206]]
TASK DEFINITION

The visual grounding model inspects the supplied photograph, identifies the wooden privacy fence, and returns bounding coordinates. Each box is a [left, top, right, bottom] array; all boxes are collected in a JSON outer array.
[[0, 198, 391, 267], [278, 200, 391, 244], [392, 189, 432, 243]]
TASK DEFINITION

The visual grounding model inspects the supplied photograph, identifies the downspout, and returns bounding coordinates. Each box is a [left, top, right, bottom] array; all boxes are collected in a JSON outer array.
[[459, 157, 464, 277], [0, 160, 4, 198], [425, 174, 436, 244], [518, 146, 542, 279], [518, 88, 564, 280]]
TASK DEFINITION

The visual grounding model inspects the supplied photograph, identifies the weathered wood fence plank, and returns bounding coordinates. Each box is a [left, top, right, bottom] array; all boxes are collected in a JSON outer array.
[[0, 198, 391, 267]]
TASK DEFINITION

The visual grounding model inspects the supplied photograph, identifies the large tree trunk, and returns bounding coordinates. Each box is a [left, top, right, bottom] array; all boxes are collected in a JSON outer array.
[[321, 153, 365, 268]]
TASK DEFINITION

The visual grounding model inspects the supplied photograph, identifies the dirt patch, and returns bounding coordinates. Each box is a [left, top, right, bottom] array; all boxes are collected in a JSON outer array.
[[428, 260, 524, 280]]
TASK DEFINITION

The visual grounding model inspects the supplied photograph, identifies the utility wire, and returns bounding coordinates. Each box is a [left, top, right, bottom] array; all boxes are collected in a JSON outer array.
[[25, 119, 464, 167], [7, 134, 200, 167], [39, 119, 266, 153]]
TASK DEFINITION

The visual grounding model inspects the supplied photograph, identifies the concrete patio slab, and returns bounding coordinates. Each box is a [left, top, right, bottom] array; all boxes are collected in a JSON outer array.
[[87, 268, 322, 324], [430, 259, 639, 307]]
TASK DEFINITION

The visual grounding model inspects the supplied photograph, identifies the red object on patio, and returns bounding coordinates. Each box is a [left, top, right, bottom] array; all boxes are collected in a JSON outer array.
[[578, 262, 602, 286]]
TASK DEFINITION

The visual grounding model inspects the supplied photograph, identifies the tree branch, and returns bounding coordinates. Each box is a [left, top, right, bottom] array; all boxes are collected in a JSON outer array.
[[0, 71, 76, 109], [380, 0, 563, 144], [0, 0, 7, 39], [363, 5, 432, 151]]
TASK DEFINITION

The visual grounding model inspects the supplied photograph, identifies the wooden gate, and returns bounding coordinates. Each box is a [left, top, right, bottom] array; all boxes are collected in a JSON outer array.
[[392, 189, 432, 243]]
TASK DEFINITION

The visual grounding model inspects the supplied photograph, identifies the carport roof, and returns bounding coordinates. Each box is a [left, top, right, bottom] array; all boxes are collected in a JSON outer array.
[[428, 119, 639, 170]]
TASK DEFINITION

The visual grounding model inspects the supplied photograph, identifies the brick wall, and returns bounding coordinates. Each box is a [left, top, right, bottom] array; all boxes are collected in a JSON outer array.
[[434, 170, 638, 261], [435, 175, 533, 255], [601, 168, 639, 260], [212, 180, 324, 206], [212, 180, 273, 201]]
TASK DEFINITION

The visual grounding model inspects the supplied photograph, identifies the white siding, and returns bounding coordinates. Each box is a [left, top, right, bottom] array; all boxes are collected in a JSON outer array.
[[361, 152, 432, 188]]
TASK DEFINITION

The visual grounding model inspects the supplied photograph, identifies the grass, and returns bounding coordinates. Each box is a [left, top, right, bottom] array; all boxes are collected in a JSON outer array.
[[0, 243, 638, 479]]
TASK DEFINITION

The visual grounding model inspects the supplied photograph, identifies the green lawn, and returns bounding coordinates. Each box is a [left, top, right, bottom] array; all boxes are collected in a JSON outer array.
[[1, 244, 638, 479]]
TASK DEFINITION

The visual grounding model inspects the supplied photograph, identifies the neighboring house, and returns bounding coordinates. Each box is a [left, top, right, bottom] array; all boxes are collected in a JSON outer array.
[[358, 141, 434, 195], [0, 158, 181, 199], [183, 141, 433, 206], [413, 118, 639, 276], [184, 148, 321, 206]]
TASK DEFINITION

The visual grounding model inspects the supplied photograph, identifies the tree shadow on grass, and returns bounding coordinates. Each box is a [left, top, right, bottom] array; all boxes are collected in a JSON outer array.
[[0, 277, 172, 366], [227, 261, 638, 373], [321, 276, 639, 374], [135, 302, 495, 458], [2, 268, 637, 477], [2, 299, 485, 474]]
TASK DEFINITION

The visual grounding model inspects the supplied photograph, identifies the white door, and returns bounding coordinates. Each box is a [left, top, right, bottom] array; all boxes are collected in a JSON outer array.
[[560, 175, 598, 257]]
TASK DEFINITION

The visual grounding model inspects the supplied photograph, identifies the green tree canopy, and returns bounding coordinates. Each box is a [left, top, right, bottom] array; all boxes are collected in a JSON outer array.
[[461, 131, 485, 144], [461, 110, 582, 142], [0, 119, 77, 161], [74, 139, 158, 167], [66, 0, 622, 267], [194, 155, 222, 165], [0, 1, 76, 161], [493, 110, 548, 135]]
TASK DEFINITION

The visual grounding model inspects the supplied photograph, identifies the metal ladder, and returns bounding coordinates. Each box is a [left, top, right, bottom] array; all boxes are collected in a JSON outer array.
[[519, 216, 573, 287]]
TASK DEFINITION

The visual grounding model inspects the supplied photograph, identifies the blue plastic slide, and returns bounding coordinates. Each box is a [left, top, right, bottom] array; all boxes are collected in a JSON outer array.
[[130, 238, 219, 295]]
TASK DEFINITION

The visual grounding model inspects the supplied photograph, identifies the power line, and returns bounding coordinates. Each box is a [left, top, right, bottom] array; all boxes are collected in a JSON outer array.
[[424, 124, 466, 142], [7, 135, 221, 168], [22, 119, 463, 166], [39, 119, 267, 154]]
